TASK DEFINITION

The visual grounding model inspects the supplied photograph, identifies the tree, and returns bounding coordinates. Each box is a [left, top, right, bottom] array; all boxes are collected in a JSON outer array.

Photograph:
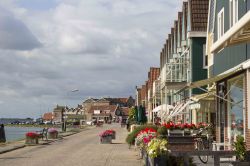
[[128, 106, 136, 122]]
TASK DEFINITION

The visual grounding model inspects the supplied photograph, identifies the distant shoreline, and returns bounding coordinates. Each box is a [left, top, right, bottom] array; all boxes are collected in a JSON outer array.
[[4, 124, 60, 128]]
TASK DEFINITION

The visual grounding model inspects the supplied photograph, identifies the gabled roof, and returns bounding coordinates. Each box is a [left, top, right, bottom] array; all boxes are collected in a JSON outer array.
[[178, 12, 183, 46], [121, 107, 130, 116], [182, 2, 188, 40], [189, 0, 209, 31], [88, 105, 118, 114], [83, 98, 98, 103], [96, 98, 110, 103], [43, 112, 53, 120]]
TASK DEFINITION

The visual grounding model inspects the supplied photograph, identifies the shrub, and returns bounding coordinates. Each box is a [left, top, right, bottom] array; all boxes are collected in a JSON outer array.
[[166, 156, 196, 166], [233, 135, 246, 161], [126, 125, 158, 145], [157, 126, 168, 138]]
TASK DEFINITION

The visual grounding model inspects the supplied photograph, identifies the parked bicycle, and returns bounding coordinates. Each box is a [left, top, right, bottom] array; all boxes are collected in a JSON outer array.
[[193, 124, 214, 164]]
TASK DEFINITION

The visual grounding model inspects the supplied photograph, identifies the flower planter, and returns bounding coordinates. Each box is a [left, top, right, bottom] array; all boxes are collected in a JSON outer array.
[[48, 132, 58, 139], [111, 133, 116, 139], [139, 148, 147, 159], [168, 129, 184, 136], [25, 136, 39, 145], [100, 136, 112, 144], [148, 156, 167, 166], [230, 161, 250, 166]]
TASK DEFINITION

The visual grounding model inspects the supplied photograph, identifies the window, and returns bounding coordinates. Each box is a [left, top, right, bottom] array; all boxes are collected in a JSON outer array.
[[230, 0, 238, 27], [203, 44, 208, 68], [217, 8, 224, 39], [227, 75, 244, 145]]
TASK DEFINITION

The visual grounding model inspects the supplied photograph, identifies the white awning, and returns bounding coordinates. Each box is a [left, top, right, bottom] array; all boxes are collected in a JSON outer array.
[[168, 100, 193, 119], [152, 105, 161, 113], [158, 104, 174, 121], [175, 61, 247, 94]]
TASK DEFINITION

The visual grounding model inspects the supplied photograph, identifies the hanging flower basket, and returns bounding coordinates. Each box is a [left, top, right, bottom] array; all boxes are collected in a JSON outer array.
[[25, 132, 39, 145]]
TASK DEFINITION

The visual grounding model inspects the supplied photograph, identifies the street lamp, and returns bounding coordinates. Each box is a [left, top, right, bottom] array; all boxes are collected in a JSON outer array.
[[62, 89, 79, 132]]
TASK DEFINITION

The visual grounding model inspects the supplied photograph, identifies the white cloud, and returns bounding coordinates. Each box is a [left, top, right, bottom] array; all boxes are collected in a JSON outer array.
[[0, 0, 183, 118]]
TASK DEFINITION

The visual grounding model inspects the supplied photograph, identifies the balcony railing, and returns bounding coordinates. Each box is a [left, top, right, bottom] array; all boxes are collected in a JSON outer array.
[[165, 56, 189, 82]]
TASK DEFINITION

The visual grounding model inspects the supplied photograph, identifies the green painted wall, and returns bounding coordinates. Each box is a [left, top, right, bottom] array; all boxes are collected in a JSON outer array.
[[248, 43, 250, 59], [214, 0, 248, 42], [191, 37, 207, 94], [213, 1, 249, 75], [213, 43, 248, 75]]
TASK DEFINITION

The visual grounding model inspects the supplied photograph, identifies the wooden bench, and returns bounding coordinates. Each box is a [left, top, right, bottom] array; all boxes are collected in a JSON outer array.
[[36, 128, 48, 141]]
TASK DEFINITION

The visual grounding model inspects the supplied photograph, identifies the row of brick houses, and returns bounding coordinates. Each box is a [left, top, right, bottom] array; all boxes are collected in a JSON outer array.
[[136, 0, 250, 150], [135, 67, 160, 123], [43, 96, 134, 124]]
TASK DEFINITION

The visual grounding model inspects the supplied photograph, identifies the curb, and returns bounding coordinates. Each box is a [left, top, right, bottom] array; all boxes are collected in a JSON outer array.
[[0, 145, 26, 154], [0, 128, 88, 154]]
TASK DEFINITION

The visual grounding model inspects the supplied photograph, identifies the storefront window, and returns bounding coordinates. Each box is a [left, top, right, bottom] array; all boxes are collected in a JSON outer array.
[[227, 75, 244, 143]]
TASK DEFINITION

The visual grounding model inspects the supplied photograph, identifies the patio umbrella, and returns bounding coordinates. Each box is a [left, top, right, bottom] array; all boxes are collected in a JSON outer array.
[[137, 105, 143, 123], [141, 107, 147, 123], [134, 106, 138, 122]]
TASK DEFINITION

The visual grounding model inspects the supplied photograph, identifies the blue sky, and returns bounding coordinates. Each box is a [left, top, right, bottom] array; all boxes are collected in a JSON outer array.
[[0, 0, 183, 118]]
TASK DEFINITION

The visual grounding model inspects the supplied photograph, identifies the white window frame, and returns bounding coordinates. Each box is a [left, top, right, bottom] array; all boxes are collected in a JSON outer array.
[[217, 8, 224, 39], [229, 0, 238, 27], [203, 44, 208, 69]]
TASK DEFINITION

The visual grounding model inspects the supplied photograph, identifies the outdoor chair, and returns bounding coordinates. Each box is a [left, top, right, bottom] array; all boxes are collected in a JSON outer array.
[[36, 128, 48, 141]]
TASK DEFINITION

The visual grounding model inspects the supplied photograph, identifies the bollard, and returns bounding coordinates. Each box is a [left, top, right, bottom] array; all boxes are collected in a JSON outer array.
[[0, 124, 6, 143]]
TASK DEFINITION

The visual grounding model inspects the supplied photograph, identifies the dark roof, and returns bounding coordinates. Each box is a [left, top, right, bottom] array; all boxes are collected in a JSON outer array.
[[182, 2, 188, 40], [190, 0, 209, 31], [88, 105, 117, 114], [83, 98, 98, 103], [121, 107, 130, 116]]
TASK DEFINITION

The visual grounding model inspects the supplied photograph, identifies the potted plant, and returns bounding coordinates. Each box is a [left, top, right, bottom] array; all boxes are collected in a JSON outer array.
[[157, 126, 168, 139], [231, 135, 249, 166], [146, 138, 169, 166], [135, 128, 156, 159], [48, 128, 58, 139], [99, 130, 113, 144], [25, 132, 40, 145]]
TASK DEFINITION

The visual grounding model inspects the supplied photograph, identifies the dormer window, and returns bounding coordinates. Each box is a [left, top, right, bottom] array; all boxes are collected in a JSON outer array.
[[217, 8, 224, 39], [229, 0, 238, 28]]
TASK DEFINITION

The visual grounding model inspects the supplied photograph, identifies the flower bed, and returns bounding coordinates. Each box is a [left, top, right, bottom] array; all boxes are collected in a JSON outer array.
[[161, 122, 201, 136]]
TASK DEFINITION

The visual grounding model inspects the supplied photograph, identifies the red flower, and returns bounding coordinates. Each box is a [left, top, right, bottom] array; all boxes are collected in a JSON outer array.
[[26, 132, 39, 138]]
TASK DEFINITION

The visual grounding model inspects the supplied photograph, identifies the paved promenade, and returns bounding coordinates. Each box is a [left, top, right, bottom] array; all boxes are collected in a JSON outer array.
[[0, 124, 142, 166]]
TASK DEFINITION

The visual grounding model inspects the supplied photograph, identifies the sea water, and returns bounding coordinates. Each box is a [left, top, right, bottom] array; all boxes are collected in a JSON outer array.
[[4, 126, 43, 141]]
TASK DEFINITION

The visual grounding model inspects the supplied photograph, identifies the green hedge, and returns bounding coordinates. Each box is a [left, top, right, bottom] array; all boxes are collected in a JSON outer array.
[[126, 125, 158, 145]]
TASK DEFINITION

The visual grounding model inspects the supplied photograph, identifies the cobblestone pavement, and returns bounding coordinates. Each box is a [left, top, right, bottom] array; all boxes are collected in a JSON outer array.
[[0, 124, 143, 166]]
